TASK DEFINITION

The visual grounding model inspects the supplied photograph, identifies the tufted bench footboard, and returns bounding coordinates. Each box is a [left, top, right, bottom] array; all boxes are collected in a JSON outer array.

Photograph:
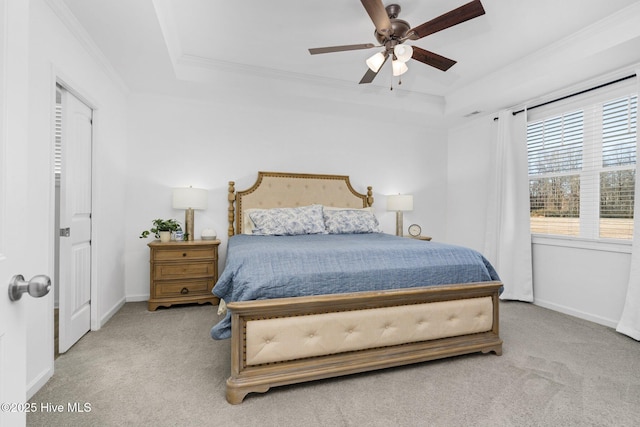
[[225, 281, 503, 404]]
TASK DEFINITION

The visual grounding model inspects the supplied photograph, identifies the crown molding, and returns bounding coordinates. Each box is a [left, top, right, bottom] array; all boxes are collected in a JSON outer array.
[[445, 1, 640, 118], [150, 0, 444, 115], [176, 53, 444, 108], [44, 0, 129, 95]]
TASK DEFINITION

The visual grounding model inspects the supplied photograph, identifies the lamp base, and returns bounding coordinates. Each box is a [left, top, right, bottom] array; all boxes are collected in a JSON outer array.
[[396, 211, 403, 237], [185, 208, 195, 241]]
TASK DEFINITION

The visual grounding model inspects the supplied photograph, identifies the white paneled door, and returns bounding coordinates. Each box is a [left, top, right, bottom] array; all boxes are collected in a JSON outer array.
[[58, 88, 93, 353], [1, 1, 30, 426]]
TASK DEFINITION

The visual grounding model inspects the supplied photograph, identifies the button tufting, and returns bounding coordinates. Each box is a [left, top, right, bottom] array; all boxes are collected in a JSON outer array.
[[244, 297, 494, 366]]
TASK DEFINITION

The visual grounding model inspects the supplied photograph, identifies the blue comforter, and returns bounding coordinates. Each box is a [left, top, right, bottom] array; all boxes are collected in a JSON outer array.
[[210, 233, 500, 339]]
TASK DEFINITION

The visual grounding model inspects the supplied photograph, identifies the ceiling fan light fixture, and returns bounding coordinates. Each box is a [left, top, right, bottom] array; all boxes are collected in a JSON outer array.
[[393, 44, 413, 63], [392, 59, 408, 76], [366, 51, 386, 72]]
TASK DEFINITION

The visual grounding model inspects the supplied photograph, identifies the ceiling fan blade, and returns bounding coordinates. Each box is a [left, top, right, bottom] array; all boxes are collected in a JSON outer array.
[[411, 46, 457, 71], [359, 53, 389, 84], [359, 68, 378, 84], [360, 0, 392, 38], [309, 43, 376, 55], [407, 0, 485, 40]]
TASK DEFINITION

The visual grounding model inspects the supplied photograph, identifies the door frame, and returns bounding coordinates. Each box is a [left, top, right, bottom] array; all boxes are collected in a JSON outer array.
[[53, 70, 99, 332], [26, 51, 103, 402]]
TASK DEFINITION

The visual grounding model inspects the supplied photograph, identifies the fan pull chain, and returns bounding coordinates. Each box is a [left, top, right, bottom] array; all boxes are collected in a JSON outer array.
[[389, 60, 393, 90], [390, 77, 402, 91]]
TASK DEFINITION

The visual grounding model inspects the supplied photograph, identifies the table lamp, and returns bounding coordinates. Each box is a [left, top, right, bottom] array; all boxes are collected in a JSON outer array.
[[387, 194, 413, 237], [172, 187, 207, 241]]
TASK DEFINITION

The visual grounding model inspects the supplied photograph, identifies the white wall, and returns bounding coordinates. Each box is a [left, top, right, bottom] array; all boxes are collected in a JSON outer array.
[[531, 239, 630, 327], [124, 86, 448, 300], [446, 112, 632, 328], [26, 0, 128, 396], [445, 116, 493, 252]]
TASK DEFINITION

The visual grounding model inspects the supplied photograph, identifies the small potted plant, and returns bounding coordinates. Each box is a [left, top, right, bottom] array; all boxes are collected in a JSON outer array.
[[140, 219, 182, 242]]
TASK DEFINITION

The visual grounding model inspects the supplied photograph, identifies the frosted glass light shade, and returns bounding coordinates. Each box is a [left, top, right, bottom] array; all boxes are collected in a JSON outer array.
[[172, 187, 208, 210], [366, 52, 386, 72], [387, 194, 413, 211], [392, 60, 408, 76], [394, 45, 413, 62]]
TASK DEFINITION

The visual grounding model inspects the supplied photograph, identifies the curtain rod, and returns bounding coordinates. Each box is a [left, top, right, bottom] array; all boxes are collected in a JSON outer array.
[[493, 73, 637, 121]]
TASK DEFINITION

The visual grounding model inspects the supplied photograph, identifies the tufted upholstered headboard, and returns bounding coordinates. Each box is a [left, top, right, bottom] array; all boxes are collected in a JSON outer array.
[[227, 171, 374, 237]]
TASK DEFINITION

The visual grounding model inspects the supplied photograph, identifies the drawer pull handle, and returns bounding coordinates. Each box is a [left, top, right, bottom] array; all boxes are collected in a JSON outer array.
[[181, 287, 189, 294], [182, 253, 187, 257]]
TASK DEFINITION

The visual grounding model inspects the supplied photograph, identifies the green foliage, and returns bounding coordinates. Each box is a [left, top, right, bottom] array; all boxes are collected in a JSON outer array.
[[139, 219, 182, 239]]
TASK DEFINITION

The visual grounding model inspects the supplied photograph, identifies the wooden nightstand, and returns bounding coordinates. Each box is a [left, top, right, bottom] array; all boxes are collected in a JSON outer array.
[[147, 239, 220, 311]]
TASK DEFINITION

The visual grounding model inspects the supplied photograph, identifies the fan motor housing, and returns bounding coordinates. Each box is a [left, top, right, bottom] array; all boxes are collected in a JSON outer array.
[[375, 19, 410, 44], [375, 4, 411, 44]]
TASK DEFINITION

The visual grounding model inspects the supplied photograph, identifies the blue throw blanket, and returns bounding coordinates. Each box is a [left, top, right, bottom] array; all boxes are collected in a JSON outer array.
[[210, 233, 500, 339]]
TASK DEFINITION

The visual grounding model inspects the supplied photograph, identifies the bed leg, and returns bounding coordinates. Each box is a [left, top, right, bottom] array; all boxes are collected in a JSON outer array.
[[482, 343, 503, 356], [226, 379, 270, 404]]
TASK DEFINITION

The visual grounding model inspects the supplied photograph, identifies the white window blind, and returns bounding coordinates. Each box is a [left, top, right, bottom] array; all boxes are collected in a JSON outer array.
[[600, 95, 637, 238], [527, 80, 637, 240], [55, 88, 62, 184]]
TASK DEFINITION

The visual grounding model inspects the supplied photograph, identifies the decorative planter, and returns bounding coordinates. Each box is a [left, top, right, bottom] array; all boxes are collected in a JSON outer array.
[[159, 231, 171, 243]]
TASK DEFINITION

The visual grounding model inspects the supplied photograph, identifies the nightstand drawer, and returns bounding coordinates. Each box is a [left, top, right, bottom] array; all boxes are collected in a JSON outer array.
[[147, 239, 220, 311], [154, 247, 216, 261], [153, 279, 213, 298], [154, 262, 214, 280]]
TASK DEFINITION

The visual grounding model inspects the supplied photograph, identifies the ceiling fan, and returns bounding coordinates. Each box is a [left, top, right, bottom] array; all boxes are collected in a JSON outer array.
[[308, 0, 485, 84]]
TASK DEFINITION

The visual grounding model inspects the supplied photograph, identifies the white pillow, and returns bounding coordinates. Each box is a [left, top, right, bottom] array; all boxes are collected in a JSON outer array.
[[243, 206, 372, 234], [242, 209, 258, 234], [323, 208, 381, 234], [249, 204, 326, 236]]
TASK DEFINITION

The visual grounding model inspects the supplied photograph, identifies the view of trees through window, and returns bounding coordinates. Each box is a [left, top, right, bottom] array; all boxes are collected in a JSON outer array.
[[528, 95, 637, 239]]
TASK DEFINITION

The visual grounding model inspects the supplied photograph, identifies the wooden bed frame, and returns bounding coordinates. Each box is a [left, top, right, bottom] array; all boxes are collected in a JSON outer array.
[[223, 171, 503, 404]]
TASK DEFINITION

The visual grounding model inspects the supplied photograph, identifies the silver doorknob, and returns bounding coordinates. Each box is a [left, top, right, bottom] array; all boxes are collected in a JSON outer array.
[[8, 274, 51, 301]]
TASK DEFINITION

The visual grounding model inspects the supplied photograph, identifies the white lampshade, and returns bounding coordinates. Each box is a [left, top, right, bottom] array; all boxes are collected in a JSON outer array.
[[392, 60, 408, 76], [366, 52, 386, 72], [387, 194, 413, 212], [172, 187, 208, 210], [394, 44, 413, 62]]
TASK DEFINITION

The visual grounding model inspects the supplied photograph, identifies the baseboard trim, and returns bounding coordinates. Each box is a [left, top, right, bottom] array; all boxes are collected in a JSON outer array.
[[126, 294, 150, 303], [533, 299, 618, 329], [27, 367, 53, 401], [94, 296, 126, 331]]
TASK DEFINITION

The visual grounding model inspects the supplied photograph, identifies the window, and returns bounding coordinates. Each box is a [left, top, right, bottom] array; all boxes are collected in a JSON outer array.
[[527, 85, 637, 240]]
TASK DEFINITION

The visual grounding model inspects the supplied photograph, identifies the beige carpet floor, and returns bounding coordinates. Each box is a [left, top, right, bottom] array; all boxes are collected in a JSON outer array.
[[28, 300, 640, 426]]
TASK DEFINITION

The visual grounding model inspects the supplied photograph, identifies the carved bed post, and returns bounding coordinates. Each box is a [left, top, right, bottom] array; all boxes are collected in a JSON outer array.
[[366, 186, 374, 207], [228, 181, 236, 237]]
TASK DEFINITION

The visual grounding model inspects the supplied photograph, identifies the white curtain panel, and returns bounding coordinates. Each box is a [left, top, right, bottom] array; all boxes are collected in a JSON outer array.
[[616, 72, 640, 341], [484, 110, 534, 301]]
